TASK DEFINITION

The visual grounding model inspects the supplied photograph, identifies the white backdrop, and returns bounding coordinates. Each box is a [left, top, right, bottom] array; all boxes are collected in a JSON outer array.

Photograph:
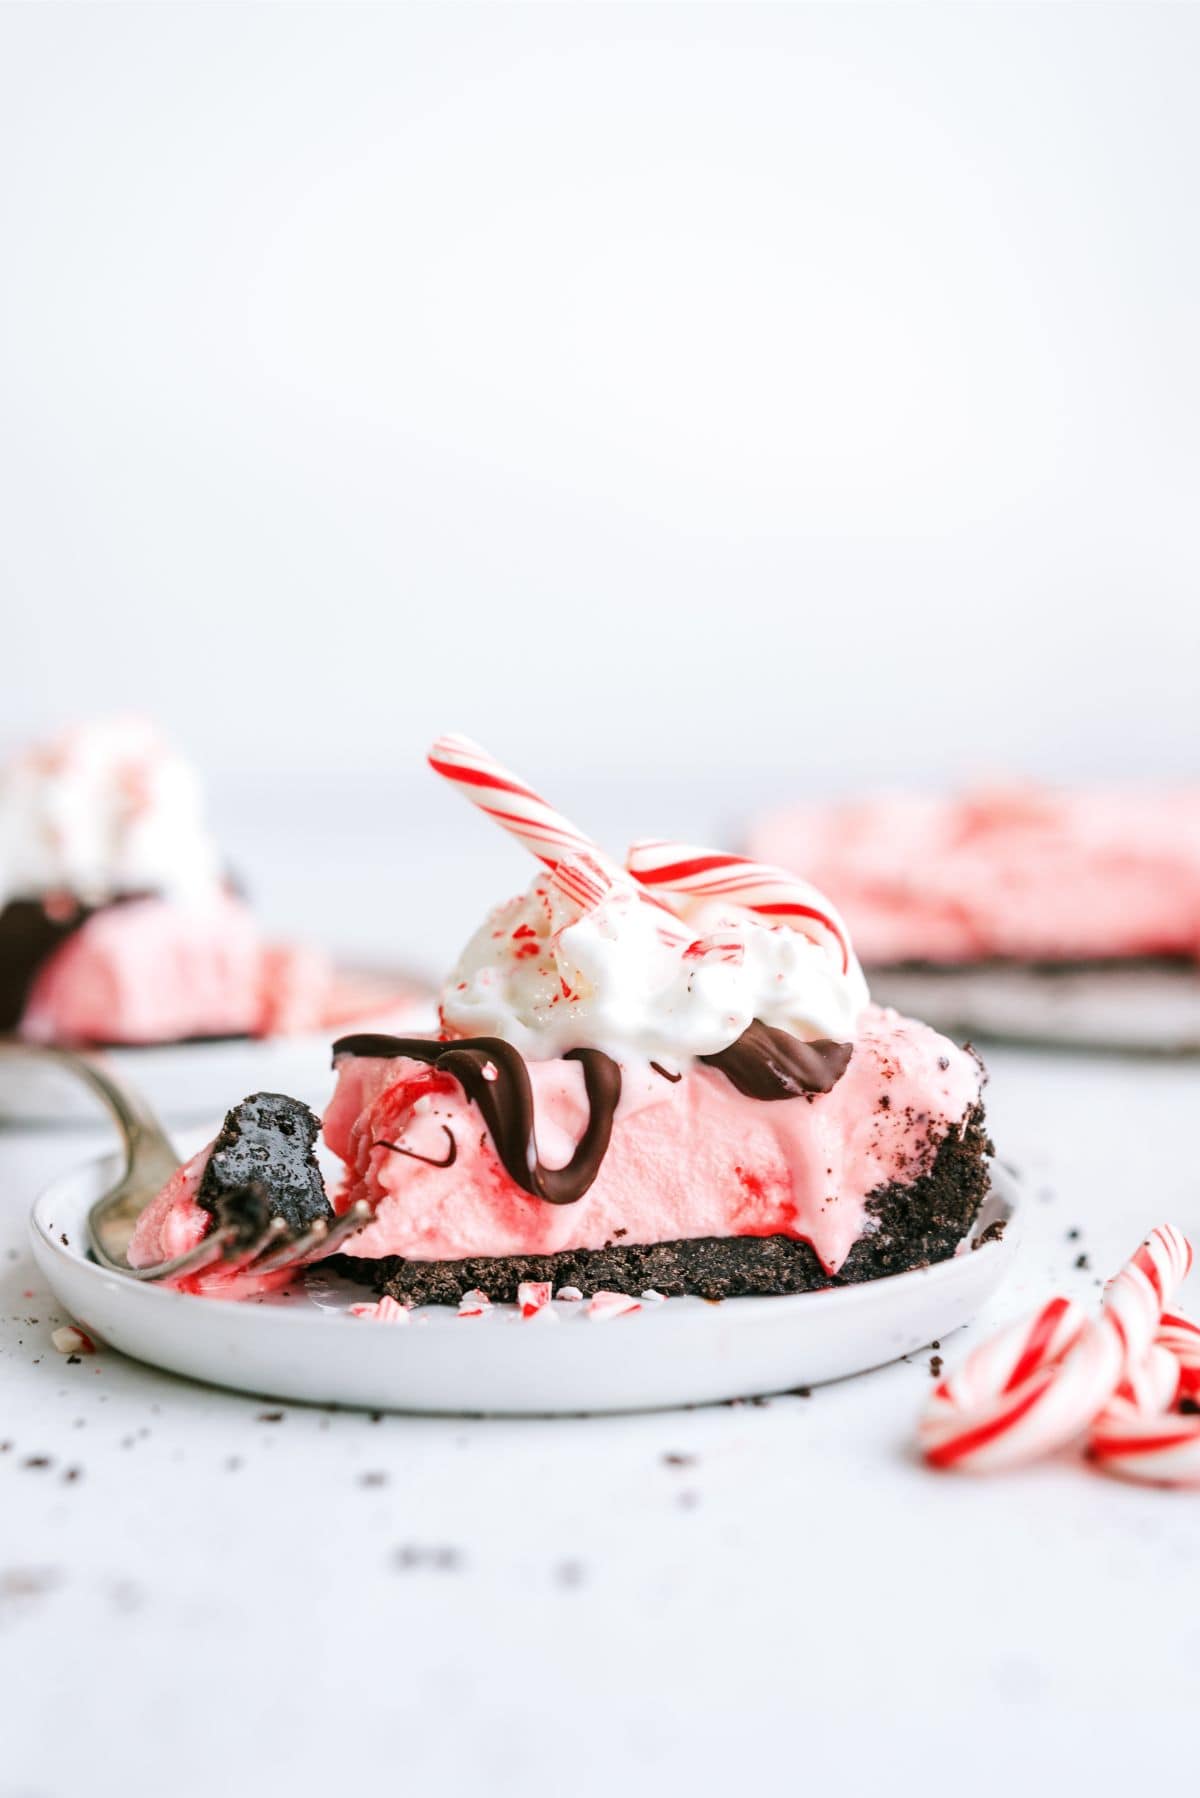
[[2, 1, 1198, 791]]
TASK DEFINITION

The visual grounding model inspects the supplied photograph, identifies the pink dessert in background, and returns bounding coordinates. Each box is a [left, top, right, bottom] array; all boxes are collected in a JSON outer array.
[[0, 717, 428, 1046], [747, 785, 1200, 966]]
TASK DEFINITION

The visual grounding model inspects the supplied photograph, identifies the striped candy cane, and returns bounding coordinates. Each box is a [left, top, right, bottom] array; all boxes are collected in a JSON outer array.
[[1088, 1306, 1200, 1487], [429, 737, 694, 947], [920, 1225, 1193, 1473], [625, 839, 852, 974], [429, 734, 619, 874]]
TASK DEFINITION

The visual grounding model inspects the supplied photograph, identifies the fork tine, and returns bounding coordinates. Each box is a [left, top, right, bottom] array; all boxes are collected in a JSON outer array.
[[251, 1216, 331, 1275], [128, 1224, 240, 1283], [318, 1199, 375, 1252], [250, 1200, 374, 1275], [213, 1215, 291, 1277]]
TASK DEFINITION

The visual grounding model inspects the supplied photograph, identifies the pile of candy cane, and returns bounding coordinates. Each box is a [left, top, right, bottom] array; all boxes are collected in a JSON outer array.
[[427, 732, 853, 968], [920, 1223, 1200, 1487]]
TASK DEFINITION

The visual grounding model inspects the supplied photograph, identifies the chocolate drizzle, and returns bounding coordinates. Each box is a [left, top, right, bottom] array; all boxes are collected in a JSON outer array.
[[335, 1021, 853, 1206], [334, 1034, 622, 1206], [700, 1021, 853, 1099], [375, 1126, 458, 1170]]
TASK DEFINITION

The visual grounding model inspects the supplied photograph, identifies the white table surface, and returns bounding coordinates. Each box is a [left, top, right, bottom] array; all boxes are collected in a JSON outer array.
[[2, 812, 1198, 1796]]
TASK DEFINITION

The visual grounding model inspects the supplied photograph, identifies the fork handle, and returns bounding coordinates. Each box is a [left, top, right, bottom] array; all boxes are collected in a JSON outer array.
[[1, 1041, 179, 1187]]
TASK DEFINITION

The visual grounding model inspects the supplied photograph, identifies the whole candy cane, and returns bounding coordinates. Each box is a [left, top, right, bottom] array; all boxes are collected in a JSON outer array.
[[625, 839, 852, 973], [920, 1224, 1193, 1474]]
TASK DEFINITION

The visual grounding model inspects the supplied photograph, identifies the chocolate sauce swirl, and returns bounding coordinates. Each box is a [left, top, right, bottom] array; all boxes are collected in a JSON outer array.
[[334, 1021, 852, 1207], [701, 1021, 852, 1099], [334, 1034, 622, 1205]]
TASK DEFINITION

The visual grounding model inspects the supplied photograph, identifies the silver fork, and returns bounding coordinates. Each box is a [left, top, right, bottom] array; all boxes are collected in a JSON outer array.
[[2, 1043, 371, 1282]]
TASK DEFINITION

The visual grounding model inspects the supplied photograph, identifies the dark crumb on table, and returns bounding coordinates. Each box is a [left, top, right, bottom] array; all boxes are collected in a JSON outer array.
[[359, 1471, 389, 1488], [974, 1219, 1007, 1249], [1075, 1253, 1090, 1270], [61, 1466, 82, 1484], [66, 1355, 81, 1366], [0, 1568, 61, 1602], [930, 1355, 944, 1377], [931, 1339, 940, 1349], [393, 1545, 462, 1572], [369, 1412, 383, 1424], [662, 1452, 696, 1468], [1067, 1227, 1081, 1241], [256, 1412, 284, 1424], [790, 1386, 812, 1399], [22, 1456, 52, 1471], [60, 1233, 69, 1246]]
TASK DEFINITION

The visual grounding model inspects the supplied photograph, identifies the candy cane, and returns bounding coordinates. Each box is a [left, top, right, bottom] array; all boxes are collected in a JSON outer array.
[[429, 734, 619, 874], [626, 839, 852, 974], [430, 737, 693, 947], [920, 1225, 1193, 1473], [1087, 1307, 1200, 1487]]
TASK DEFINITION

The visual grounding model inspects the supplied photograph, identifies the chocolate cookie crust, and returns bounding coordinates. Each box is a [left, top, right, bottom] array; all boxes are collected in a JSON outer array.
[[330, 1103, 992, 1306], [197, 1092, 332, 1236]]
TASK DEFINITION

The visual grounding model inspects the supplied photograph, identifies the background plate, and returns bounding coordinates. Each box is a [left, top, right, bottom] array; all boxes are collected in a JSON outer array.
[[871, 963, 1200, 1055], [0, 979, 436, 1124], [30, 1145, 1019, 1415]]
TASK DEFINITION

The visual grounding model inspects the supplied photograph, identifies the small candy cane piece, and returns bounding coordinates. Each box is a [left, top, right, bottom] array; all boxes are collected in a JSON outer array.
[[348, 1295, 411, 1324], [587, 1290, 642, 1321], [457, 1289, 491, 1318], [51, 1325, 95, 1355], [920, 1225, 1193, 1473], [517, 1280, 553, 1318], [626, 840, 852, 973]]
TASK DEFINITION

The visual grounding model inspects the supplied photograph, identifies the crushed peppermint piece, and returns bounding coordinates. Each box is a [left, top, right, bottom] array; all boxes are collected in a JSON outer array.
[[587, 1290, 642, 1322], [640, 1289, 667, 1304], [518, 1280, 553, 1318], [348, 1296, 410, 1324], [458, 1289, 491, 1317], [555, 1286, 584, 1302], [51, 1325, 95, 1355]]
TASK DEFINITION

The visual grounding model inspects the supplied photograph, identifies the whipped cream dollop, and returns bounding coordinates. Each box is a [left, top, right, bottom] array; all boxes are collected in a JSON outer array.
[[440, 869, 870, 1064], [0, 717, 225, 906]]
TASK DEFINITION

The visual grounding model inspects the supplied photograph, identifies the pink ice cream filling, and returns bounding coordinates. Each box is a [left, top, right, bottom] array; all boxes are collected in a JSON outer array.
[[19, 892, 425, 1046], [322, 1005, 983, 1278]]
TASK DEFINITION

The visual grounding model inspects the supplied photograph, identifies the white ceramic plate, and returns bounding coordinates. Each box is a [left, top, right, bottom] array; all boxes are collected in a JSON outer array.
[[871, 963, 1200, 1055], [29, 1144, 1019, 1415], [0, 987, 437, 1125]]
